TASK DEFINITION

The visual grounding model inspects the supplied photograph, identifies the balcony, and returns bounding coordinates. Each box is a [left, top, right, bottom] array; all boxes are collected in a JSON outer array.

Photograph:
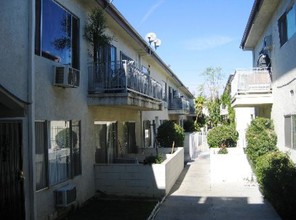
[[88, 61, 163, 110], [231, 68, 272, 106], [168, 97, 190, 115]]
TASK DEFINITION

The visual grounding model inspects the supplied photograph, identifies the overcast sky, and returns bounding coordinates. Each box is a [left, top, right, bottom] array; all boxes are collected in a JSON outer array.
[[112, 0, 254, 95]]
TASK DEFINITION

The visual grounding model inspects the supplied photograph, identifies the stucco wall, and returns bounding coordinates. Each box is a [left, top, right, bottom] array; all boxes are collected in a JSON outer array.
[[0, 0, 29, 101], [94, 147, 184, 198], [248, 0, 296, 162], [235, 107, 255, 148]]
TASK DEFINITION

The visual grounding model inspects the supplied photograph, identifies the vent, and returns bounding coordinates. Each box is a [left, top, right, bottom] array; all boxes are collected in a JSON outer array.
[[54, 65, 80, 88], [55, 184, 76, 207]]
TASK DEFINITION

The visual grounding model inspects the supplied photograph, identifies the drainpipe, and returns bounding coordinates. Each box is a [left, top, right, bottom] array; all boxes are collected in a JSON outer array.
[[28, 0, 36, 219]]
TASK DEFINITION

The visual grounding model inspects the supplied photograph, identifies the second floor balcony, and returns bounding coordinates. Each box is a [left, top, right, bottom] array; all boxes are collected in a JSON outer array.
[[168, 97, 191, 115], [88, 61, 163, 110], [230, 68, 272, 106]]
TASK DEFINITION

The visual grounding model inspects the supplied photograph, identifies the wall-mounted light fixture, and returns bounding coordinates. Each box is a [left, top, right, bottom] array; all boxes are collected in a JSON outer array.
[[145, 32, 161, 50]]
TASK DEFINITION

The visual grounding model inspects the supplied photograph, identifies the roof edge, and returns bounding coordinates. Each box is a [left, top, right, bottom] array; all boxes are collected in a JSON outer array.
[[240, 0, 263, 50]]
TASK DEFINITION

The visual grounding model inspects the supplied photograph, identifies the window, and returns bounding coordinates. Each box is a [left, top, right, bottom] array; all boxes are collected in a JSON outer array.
[[35, 0, 80, 69], [278, 4, 296, 46], [162, 81, 167, 101], [35, 120, 81, 189], [124, 122, 137, 153], [284, 115, 296, 149]]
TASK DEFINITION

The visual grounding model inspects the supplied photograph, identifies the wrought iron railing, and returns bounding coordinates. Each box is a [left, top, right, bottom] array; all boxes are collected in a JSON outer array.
[[168, 97, 190, 112], [88, 61, 162, 100]]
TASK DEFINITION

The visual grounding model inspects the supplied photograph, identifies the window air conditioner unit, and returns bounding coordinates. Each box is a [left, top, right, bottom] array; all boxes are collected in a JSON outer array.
[[54, 65, 80, 88], [55, 184, 77, 207]]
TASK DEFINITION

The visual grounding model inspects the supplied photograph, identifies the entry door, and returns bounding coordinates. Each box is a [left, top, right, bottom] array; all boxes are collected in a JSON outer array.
[[0, 121, 25, 220], [95, 122, 117, 163]]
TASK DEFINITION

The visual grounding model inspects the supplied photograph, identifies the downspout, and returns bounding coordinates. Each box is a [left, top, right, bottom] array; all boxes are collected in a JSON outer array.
[[28, 0, 36, 219]]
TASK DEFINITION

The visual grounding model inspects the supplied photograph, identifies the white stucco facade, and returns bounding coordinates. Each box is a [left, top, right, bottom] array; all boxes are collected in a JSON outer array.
[[241, 0, 296, 161], [0, 0, 195, 219]]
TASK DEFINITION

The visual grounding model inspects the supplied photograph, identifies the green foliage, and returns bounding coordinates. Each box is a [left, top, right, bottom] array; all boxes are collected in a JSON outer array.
[[55, 128, 77, 148], [194, 95, 207, 130], [207, 125, 238, 148], [218, 146, 228, 154], [246, 117, 277, 165], [157, 121, 185, 148], [84, 8, 113, 62], [144, 154, 164, 165], [206, 98, 221, 128], [221, 85, 235, 126], [255, 151, 296, 219], [183, 120, 196, 132], [200, 67, 224, 99]]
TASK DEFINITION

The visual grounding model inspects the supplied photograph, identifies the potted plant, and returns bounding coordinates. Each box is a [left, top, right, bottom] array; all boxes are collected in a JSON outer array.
[[84, 8, 113, 64]]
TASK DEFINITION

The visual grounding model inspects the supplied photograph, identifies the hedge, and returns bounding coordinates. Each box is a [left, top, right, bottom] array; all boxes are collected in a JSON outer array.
[[255, 151, 296, 219], [207, 125, 238, 148], [245, 117, 277, 165], [157, 120, 184, 148]]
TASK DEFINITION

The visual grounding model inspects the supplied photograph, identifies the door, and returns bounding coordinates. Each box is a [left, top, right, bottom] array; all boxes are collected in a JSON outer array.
[[0, 121, 25, 220], [95, 122, 117, 163]]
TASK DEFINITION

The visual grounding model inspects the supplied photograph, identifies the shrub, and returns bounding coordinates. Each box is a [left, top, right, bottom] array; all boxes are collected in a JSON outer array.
[[144, 154, 164, 165], [157, 121, 185, 148], [255, 151, 296, 219], [207, 125, 238, 148], [246, 117, 277, 165], [183, 120, 196, 132]]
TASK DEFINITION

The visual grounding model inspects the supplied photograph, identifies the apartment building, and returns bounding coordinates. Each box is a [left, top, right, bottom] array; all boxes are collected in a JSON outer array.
[[240, 0, 296, 161], [225, 68, 272, 148], [0, 0, 194, 219]]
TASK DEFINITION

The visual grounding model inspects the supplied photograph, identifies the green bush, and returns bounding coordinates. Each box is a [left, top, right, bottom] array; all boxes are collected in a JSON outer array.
[[255, 151, 296, 219], [246, 117, 277, 165], [157, 120, 185, 148], [207, 125, 238, 148], [183, 120, 196, 132], [144, 154, 164, 165]]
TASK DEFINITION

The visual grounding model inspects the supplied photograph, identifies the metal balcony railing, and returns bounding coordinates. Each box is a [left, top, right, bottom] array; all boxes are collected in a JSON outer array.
[[88, 61, 162, 100], [231, 68, 272, 97], [168, 97, 190, 112]]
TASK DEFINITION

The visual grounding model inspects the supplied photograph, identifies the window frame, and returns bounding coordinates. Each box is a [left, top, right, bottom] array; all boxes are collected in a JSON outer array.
[[35, 120, 81, 190], [35, 0, 80, 69], [284, 115, 296, 149], [278, 4, 296, 47]]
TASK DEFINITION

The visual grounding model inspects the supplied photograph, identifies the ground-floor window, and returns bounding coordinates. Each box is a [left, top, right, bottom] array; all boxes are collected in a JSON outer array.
[[284, 115, 296, 149], [35, 120, 81, 190]]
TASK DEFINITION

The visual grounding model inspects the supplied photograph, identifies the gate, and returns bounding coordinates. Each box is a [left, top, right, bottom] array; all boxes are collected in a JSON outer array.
[[0, 121, 25, 219]]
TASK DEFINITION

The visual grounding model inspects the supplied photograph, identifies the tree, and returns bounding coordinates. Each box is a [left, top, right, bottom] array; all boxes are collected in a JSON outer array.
[[200, 67, 224, 100], [221, 85, 235, 126], [84, 8, 113, 63], [194, 95, 206, 130], [197, 67, 226, 128], [206, 98, 221, 128]]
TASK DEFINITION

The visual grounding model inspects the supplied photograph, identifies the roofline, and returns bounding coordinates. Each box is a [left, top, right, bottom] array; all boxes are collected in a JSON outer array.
[[240, 0, 263, 50], [96, 0, 195, 98]]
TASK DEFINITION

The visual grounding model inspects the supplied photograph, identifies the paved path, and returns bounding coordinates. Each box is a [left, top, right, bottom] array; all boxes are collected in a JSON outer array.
[[154, 147, 281, 220]]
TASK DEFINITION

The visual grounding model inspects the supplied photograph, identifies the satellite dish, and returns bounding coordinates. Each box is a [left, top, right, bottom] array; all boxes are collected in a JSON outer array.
[[145, 32, 157, 44], [154, 39, 161, 49]]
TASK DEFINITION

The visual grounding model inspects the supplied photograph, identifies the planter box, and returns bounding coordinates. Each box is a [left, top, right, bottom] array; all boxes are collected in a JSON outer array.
[[94, 147, 184, 198]]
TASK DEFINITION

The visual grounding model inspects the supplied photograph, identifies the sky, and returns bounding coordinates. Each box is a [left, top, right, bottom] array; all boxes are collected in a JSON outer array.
[[112, 0, 254, 95]]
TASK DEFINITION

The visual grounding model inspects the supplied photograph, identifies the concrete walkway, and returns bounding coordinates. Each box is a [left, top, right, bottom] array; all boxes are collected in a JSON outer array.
[[154, 147, 281, 220]]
